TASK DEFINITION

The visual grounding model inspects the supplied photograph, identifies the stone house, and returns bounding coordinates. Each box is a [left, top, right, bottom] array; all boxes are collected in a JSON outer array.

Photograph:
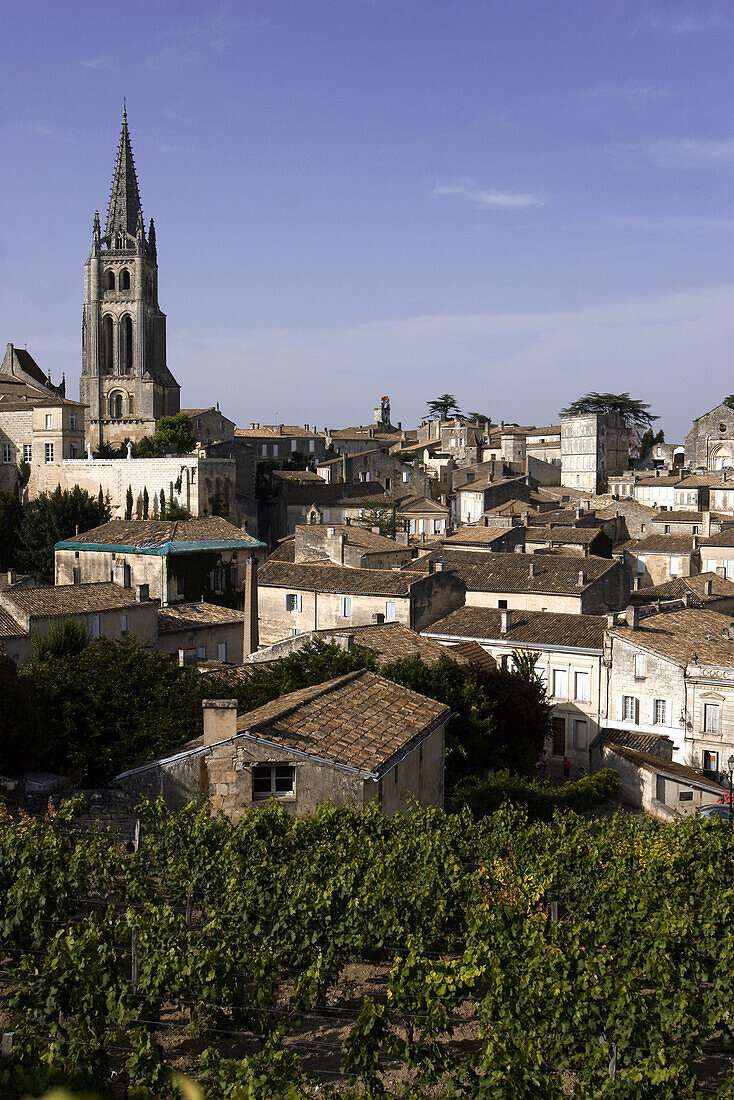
[[235, 424, 327, 465], [455, 476, 533, 525], [525, 425, 562, 466], [272, 480, 387, 541], [293, 523, 414, 570], [182, 407, 236, 445], [257, 560, 465, 646], [316, 448, 430, 499], [423, 605, 606, 769], [440, 524, 524, 553], [685, 402, 734, 472], [428, 550, 628, 615], [55, 517, 265, 625], [604, 606, 734, 774], [0, 350, 86, 495], [699, 529, 734, 580], [0, 581, 157, 664], [629, 573, 734, 615], [617, 535, 700, 587], [650, 510, 728, 538], [560, 412, 630, 493], [524, 526, 612, 558], [709, 474, 734, 515], [599, 743, 726, 822], [156, 603, 249, 665], [247, 621, 454, 668], [397, 496, 451, 539], [115, 670, 450, 819]]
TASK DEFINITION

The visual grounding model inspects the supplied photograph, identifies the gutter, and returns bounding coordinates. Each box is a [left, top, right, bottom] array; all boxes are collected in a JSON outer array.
[[422, 631, 602, 657], [55, 538, 267, 555]]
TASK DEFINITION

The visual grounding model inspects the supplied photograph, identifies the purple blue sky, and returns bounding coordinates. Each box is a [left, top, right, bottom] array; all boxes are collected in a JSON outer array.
[[2, 1, 732, 439]]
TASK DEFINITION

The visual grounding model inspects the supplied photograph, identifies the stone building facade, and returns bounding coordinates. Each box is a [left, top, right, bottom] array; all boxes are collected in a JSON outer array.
[[561, 412, 630, 493], [80, 108, 180, 449], [685, 403, 734, 472]]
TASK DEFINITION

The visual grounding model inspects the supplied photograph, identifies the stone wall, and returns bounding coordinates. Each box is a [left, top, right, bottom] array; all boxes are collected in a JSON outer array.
[[157, 620, 245, 664]]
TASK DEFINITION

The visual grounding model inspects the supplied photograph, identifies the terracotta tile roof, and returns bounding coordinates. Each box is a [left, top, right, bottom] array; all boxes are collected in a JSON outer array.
[[267, 538, 296, 562], [295, 524, 408, 553], [157, 602, 245, 634], [432, 550, 617, 594], [12, 347, 48, 386], [526, 424, 561, 436], [424, 606, 607, 649], [525, 526, 603, 545], [621, 535, 697, 554], [235, 669, 450, 774], [700, 529, 734, 548], [396, 496, 449, 515], [279, 482, 384, 506], [441, 526, 515, 546], [328, 427, 404, 443], [448, 639, 497, 673], [235, 425, 323, 439], [630, 573, 734, 606], [0, 607, 25, 638], [650, 511, 720, 525], [604, 744, 727, 793], [271, 469, 325, 483], [57, 517, 262, 550], [259, 560, 426, 596], [590, 728, 674, 756], [677, 474, 727, 488], [1, 583, 146, 618], [635, 474, 681, 486], [456, 475, 525, 495], [181, 407, 216, 417], [609, 608, 734, 668], [316, 622, 449, 666]]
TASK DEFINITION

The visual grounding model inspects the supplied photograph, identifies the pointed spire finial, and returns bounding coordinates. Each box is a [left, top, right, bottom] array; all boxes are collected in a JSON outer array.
[[105, 105, 143, 239]]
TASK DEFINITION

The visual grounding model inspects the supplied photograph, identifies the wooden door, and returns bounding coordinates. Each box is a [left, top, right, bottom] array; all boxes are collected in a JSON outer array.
[[552, 717, 566, 757]]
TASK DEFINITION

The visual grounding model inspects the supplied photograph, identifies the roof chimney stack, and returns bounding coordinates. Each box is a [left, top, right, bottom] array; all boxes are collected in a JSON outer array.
[[578, 569, 587, 586], [202, 699, 238, 747], [500, 608, 512, 634]]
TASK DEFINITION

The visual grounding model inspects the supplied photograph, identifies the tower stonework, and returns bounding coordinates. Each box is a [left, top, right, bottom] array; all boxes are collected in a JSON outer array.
[[80, 107, 180, 449]]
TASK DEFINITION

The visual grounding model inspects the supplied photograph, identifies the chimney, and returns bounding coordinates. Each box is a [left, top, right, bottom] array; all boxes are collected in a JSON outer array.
[[427, 560, 434, 574], [338, 532, 346, 564], [277, 424, 283, 435], [6, 569, 15, 585], [692, 535, 699, 550], [683, 591, 692, 607], [578, 570, 587, 586], [529, 561, 536, 578], [702, 509, 712, 538], [396, 532, 409, 547], [342, 452, 348, 481], [514, 544, 525, 553], [606, 613, 616, 628], [625, 604, 640, 630], [434, 560, 444, 572], [371, 526, 381, 535], [244, 556, 259, 656], [250, 422, 256, 430], [178, 647, 198, 667], [703, 578, 713, 597], [633, 575, 641, 591], [500, 608, 512, 634], [582, 545, 589, 558], [135, 584, 149, 602], [202, 699, 238, 746]]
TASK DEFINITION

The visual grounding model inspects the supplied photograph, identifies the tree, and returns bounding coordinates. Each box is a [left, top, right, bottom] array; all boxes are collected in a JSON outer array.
[[356, 505, 403, 538], [425, 394, 461, 421], [560, 392, 658, 436], [30, 618, 89, 663], [14, 460, 30, 500], [467, 412, 491, 424], [510, 649, 543, 683], [0, 490, 22, 569], [143, 486, 149, 519], [724, 395, 734, 411], [16, 486, 110, 582], [125, 485, 133, 520]]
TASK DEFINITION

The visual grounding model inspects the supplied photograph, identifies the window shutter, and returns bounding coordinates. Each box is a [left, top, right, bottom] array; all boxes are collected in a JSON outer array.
[[647, 698, 654, 725], [634, 698, 640, 724], [616, 694, 623, 721], [296, 594, 302, 612]]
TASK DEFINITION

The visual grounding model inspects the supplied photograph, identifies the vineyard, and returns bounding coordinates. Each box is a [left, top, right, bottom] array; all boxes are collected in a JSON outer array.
[[1, 797, 734, 1099]]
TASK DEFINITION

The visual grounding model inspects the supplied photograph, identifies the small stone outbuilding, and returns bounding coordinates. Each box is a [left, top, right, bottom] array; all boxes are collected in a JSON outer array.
[[115, 669, 450, 820]]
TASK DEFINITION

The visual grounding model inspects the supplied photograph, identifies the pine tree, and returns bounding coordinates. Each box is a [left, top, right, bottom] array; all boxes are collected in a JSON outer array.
[[125, 486, 133, 521], [143, 487, 149, 519]]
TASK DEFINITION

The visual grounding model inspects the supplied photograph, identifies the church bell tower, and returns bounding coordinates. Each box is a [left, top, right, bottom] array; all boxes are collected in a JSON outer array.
[[80, 106, 180, 450]]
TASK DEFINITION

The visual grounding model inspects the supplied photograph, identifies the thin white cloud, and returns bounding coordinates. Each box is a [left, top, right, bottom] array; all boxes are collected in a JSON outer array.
[[432, 180, 550, 209], [576, 83, 668, 101], [144, 10, 268, 71], [645, 9, 727, 33], [168, 284, 733, 442], [79, 57, 111, 70], [614, 139, 734, 168]]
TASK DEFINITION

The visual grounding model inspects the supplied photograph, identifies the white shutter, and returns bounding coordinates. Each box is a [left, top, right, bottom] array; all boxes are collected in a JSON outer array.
[[296, 594, 303, 612], [647, 698, 654, 725], [616, 694, 623, 721]]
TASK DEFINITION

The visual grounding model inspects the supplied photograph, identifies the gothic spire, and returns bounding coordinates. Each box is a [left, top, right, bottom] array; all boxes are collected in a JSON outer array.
[[105, 104, 143, 240]]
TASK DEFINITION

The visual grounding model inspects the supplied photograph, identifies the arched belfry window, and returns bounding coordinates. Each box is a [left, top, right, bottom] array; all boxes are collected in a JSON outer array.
[[101, 315, 114, 373], [120, 315, 134, 374], [120, 269, 131, 291], [105, 270, 115, 291], [110, 392, 124, 420]]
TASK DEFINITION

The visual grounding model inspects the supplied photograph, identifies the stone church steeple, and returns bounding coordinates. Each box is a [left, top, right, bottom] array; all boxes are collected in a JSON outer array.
[[80, 106, 180, 450]]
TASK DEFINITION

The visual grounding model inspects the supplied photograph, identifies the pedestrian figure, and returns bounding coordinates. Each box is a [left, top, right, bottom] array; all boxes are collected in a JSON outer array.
[[562, 756, 571, 780]]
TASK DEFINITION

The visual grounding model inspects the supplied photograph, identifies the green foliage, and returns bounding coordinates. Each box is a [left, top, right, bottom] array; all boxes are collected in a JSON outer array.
[[1, 801, 734, 1097], [161, 500, 192, 520], [15, 459, 31, 497], [159, 488, 166, 514], [448, 768, 621, 820], [724, 395, 734, 411], [560, 392, 658, 434], [510, 648, 542, 682], [208, 491, 229, 517], [0, 489, 22, 568], [30, 618, 90, 663], [126, 485, 134, 520], [0, 653, 41, 773], [15, 486, 110, 582], [640, 428, 666, 459], [425, 393, 461, 421], [133, 414, 197, 458], [142, 486, 149, 519], [355, 506, 403, 538]]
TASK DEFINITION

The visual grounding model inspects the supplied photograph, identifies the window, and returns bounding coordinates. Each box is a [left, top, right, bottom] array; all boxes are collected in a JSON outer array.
[[340, 596, 352, 617], [45, 413, 52, 430], [702, 750, 719, 774], [634, 654, 647, 680], [656, 774, 666, 804], [89, 614, 100, 639], [120, 613, 128, 633], [285, 593, 302, 612], [500, 655, 509, 671], [670, 556, 682, 576], [572, 719, 588, 749], [197, 645, 207, 659], [253, 764, 295, 800], [385, 601, 396, 622], [2, 444, 10, 464], [291, 439, 297, 453], [69, 413, 77, 431], [23, 444, 31, 463], [704, 703, 721, 733], [654, 699, 667, 725], [637, 555, 646, 574], [119, 268, 131, 291], [692, 525, 700, 535], [45, 443, 54, 463], [623, 695, 638, 722], [574, 671, 590, 703], [664, 524, 670, 534], [309, 440, 315, 452], [402, 471, 409, 483], [273, 444, 279, 457], [551, 669, 568, 699], [217, 642, 227, 662], [177, 576, 185, 596], [498, 599, 508, 609], [261, 444, 268, 457], [69, 445, 76, 459]]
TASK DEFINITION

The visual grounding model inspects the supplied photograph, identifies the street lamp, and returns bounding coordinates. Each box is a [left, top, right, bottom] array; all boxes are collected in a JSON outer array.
[[728, 755, 734, 825]]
